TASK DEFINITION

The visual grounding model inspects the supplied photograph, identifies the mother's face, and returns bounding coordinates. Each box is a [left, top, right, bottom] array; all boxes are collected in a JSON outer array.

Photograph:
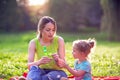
[[41, 22, 56, 40]]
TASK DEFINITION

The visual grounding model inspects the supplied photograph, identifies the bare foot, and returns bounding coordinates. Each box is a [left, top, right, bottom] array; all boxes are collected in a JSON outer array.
[[18, 76, 26, 80], [60, 77, 68, 80]]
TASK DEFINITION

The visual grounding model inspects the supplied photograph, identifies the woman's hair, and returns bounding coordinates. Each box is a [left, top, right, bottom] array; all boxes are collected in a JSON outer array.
[[73, 39, 96, 56], [37, 16, 57, 38]]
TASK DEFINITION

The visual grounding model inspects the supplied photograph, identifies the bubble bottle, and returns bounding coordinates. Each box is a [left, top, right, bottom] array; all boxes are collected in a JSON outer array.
[[43, 46, 48, 56]]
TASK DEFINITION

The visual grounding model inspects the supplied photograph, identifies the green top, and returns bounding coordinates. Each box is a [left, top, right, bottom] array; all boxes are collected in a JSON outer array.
[[34, 36, 61, 70]]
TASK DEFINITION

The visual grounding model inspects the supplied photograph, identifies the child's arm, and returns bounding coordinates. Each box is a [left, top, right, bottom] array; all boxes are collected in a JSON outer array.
[[65, 64, 86, 77], [59, 59, 86, 77]]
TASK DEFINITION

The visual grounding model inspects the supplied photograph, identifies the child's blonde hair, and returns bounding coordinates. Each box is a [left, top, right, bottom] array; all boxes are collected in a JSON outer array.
[[73, 39, 96, 56]]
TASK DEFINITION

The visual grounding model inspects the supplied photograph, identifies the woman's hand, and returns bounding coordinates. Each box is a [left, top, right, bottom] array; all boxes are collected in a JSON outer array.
[[52, 53, 59, 62], [52, 53, 63, 67], [52, 53, 67, 68], [57, 59, 68, 68], [37, 56, 52, 66]]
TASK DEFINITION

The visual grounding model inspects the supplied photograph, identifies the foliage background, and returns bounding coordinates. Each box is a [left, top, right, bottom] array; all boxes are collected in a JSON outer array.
[[0, 32, 120, 79]]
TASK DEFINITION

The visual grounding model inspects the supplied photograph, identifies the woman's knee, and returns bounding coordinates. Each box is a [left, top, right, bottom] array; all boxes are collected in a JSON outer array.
[[47, 70, 67, 80], [26, 66, 42, 80]]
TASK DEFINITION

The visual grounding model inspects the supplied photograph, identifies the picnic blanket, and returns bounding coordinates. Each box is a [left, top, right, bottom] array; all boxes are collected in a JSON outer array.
[[68, 75, 120, 80], [9, 72, 120, 80]]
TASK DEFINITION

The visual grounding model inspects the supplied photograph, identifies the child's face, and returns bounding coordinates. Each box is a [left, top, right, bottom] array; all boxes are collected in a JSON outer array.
[[72, 46, 81, 59]]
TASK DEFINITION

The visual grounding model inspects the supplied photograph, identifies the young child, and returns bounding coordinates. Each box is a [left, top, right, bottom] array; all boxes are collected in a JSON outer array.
[[58, 39, 96, 80]]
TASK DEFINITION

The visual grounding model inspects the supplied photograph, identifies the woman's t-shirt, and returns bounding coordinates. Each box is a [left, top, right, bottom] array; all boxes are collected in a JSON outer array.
[[74, 60, 92, 80], [34, 36, 61, 70]]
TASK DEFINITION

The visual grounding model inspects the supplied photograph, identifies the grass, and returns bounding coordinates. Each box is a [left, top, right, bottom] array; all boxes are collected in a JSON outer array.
[[0, 31, 120, 79]]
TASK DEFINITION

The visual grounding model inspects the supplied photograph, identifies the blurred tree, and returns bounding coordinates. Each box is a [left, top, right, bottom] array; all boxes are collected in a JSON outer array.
[[0, 0, 23, 32], [0, 0, 102, 32], [49, 0, 102, 32], [101, 0, 120, 41], [16, 0, 36, 31], [0, 0, 37, 32]]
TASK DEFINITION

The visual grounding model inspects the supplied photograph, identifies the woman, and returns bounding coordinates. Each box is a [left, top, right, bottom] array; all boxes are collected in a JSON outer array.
[[26, 16, 67, 80]]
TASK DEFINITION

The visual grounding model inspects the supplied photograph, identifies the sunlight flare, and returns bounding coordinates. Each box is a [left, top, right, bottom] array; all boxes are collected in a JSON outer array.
[[28, 0, 48, 6]]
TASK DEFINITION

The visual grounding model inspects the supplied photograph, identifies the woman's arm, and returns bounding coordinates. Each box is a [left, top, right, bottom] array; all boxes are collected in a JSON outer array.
[[27, 40, 39, 68], [27, 39, 52, 69], [58, 36, 65, 60], [53, 36, 66, 68]]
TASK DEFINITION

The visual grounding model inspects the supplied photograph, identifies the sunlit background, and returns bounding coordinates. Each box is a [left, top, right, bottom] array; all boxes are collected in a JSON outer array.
[[28, 0, 48, 6], [16, 0, 49, 15], [0, 0, 120, 79], [27, 0, 49, 12], [0, 0, 120, 41], [16, 0, 50, 25]]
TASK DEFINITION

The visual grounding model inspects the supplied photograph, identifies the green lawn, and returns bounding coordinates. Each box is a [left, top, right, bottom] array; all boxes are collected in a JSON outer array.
[[0, 31, 120, 79]]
